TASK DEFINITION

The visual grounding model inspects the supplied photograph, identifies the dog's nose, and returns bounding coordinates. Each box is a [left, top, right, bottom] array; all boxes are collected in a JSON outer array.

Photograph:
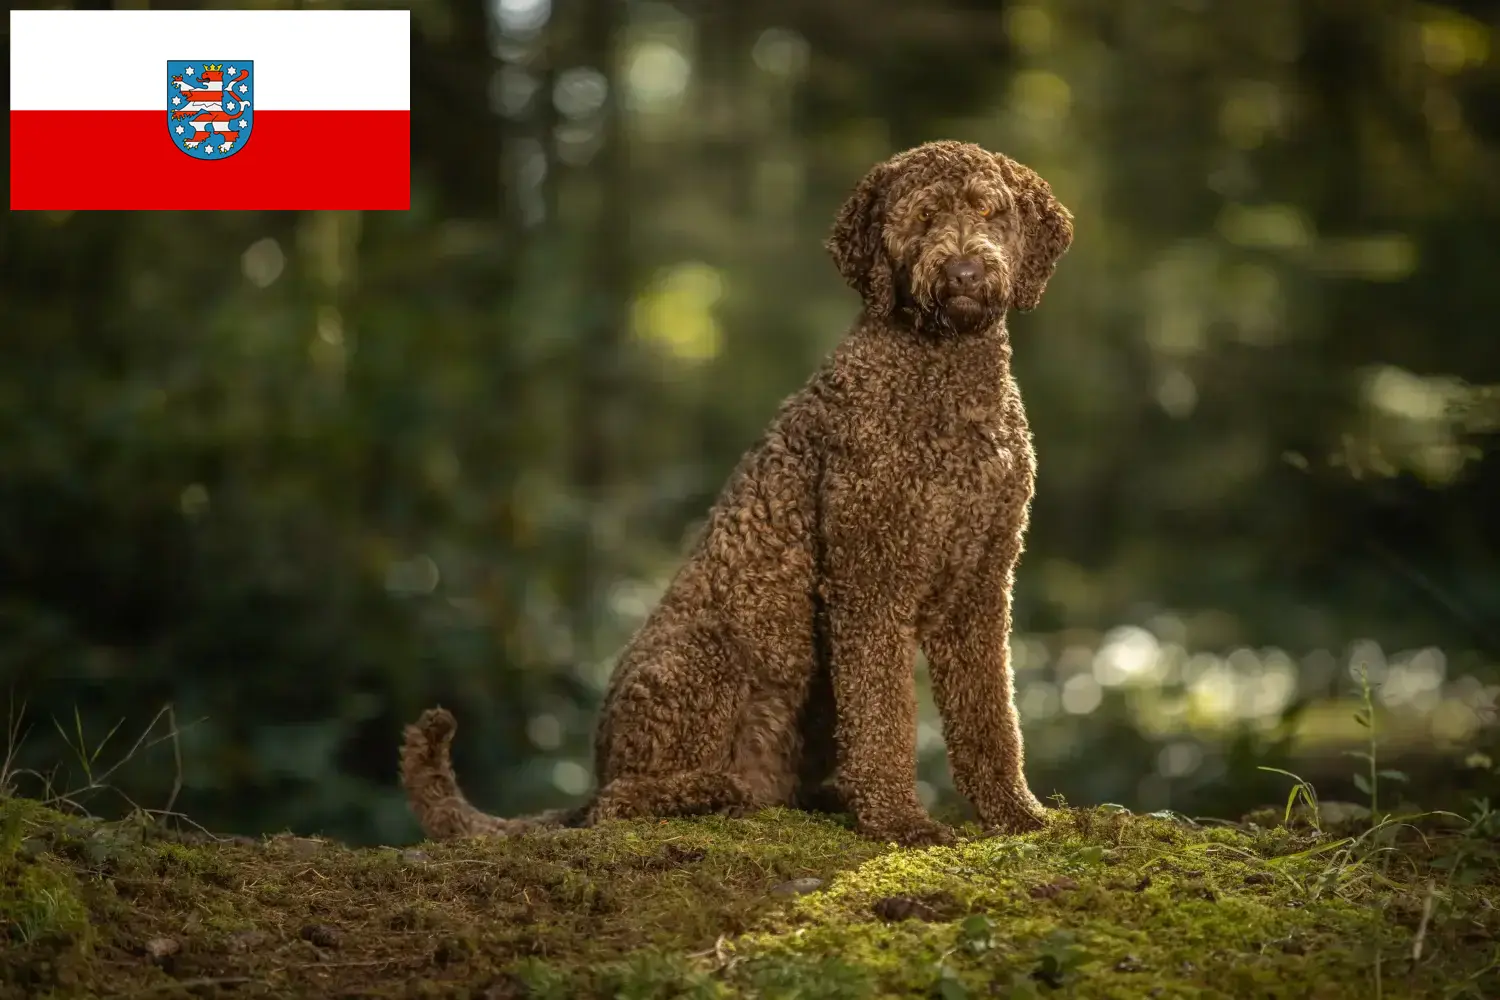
[[944, 258, 984, 292]]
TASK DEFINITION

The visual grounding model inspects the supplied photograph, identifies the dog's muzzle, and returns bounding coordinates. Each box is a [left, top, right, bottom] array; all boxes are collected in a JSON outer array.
[[937, 255, 998, 329]]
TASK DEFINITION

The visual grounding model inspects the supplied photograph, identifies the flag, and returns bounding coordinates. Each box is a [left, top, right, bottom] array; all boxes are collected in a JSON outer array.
[[9, 9, 410, 211]]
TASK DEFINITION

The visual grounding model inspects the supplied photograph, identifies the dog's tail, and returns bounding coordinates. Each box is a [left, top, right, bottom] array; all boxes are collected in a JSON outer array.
[[400, 707, 582, 840]]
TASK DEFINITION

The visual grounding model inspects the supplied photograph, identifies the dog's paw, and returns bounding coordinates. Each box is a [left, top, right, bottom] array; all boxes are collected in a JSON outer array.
[[861, 813, 957, 849], [981, 793, 1049, 835]]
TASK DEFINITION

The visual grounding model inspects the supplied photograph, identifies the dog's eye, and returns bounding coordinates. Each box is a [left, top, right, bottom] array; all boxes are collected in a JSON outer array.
[[978, 204, 994, 218]]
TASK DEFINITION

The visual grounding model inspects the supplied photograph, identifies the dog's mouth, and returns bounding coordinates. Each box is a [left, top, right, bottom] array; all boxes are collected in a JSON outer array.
[[940, 291, 989, 327]]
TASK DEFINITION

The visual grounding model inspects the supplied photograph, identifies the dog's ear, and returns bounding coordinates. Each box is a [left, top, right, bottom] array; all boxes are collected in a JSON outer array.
[[995, 155, 1074, 312], [826, 159, 899, 319]]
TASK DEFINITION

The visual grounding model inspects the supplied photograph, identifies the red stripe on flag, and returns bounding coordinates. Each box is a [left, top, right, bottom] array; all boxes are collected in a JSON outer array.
[[9, 109, 410, 210]]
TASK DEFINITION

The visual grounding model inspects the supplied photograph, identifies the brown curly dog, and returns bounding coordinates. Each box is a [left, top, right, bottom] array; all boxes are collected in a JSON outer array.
[[402, 140, 1074, 848]]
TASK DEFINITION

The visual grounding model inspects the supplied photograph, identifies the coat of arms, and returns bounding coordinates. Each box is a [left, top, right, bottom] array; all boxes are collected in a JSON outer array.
[[167, 61, 254, 159]]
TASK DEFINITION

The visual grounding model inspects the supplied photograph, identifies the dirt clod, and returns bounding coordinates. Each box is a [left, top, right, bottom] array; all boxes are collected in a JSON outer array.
[[1029, 876, 1079, 899], [870, 892, 958, 922], [300, 923, 341, 949]]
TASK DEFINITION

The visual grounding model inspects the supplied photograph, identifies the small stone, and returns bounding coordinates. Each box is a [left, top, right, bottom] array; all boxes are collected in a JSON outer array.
[[144, 937, 180, 962], [400, 849, 431, 864], [300, 923, 340, 949], [770, 877, 823, 898], [1114, 954, 1146, 973]]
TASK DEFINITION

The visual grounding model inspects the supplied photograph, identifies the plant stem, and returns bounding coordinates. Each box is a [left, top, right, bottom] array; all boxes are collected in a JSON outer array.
[[1361, 661, 1379, 821]]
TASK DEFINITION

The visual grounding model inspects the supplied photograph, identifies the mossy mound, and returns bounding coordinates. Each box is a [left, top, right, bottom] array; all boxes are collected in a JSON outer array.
[[1, 796, 1496, 999]]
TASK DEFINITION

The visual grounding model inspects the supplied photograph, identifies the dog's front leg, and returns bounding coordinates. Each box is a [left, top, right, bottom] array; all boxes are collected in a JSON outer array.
[[821, 471, 955, 848], [826, 593, 956, 847], [922, 528, 1047, 834]]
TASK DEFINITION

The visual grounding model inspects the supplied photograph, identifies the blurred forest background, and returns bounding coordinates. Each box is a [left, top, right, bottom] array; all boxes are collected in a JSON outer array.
[[3, 0, 1499, 846]]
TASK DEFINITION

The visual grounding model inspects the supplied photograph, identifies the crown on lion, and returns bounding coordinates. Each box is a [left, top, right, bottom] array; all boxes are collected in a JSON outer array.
[[206, 63, 223, 71]]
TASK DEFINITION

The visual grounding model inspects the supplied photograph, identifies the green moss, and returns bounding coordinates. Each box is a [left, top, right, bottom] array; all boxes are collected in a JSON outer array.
[[0, 800, 88, 942], [1, 857, 90, 950], [0, 799, 94, 1000], [0, 797, 1495, 999]]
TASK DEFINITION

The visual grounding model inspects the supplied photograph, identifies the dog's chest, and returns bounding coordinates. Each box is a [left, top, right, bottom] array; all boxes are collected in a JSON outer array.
[[886, 407, 1028, 583], [905, 406, 1033, 603], [921, 402, 1032, 503]]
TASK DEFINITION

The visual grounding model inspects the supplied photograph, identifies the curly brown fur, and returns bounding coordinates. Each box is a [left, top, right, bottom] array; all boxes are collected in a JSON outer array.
[[402, 140, 1073, 848], [399, 708, 583, 838]]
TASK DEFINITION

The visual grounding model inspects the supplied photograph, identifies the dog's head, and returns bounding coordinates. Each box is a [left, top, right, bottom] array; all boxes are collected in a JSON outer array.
[[826, 141, 1073, 334]]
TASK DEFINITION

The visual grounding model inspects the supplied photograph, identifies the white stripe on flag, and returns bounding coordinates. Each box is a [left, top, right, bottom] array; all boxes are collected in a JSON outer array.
[[10, 9, 410, 111]]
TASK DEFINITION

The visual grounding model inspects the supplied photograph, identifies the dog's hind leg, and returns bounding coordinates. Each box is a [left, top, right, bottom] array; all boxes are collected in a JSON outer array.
[[590, 620, 769, 821], [587, 770, 757, 822]]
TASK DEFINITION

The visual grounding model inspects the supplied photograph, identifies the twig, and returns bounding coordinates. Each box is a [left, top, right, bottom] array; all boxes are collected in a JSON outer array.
[[164, 703, 183, 816], [288, 958, 405, 969], [111, 977, 259, 997], [1412, 878, 1436, 963]]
